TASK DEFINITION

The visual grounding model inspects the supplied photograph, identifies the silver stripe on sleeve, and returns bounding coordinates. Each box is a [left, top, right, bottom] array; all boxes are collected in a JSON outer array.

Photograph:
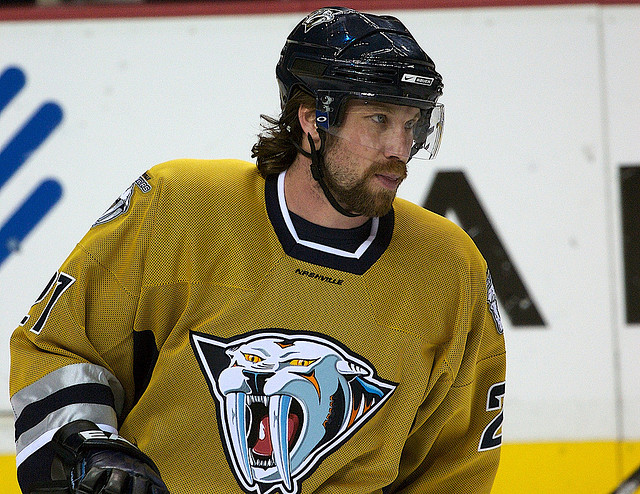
[[15, 406, 118, 466], [11, 363, 126, 463], [11, 362, 125, 420]]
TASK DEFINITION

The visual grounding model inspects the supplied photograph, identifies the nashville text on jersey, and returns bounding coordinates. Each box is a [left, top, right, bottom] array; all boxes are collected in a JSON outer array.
[[294, 269, 344, 285]]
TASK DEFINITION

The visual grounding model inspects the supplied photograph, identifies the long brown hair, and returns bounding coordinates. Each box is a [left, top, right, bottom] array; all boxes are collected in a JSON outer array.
[[252, 89, 315, 178]]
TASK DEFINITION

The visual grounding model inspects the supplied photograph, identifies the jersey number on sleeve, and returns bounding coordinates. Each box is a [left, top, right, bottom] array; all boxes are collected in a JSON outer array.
[[24, 271, 75, 335], [478, 381, 505, 451]]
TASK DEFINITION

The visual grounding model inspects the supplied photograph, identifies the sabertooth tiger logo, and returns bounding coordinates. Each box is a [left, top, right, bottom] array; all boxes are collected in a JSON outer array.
[[92, 174, 151, 227], [190, 329, 397, 494], [486, 269, 505, 335], [302, 8, 346, 32]]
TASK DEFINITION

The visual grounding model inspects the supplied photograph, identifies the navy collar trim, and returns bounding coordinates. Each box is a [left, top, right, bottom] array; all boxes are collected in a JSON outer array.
[[265, 171, 394, 275]]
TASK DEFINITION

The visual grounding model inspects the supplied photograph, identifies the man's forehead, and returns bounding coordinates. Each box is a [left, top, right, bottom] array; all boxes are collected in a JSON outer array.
[[347, 98, 421, 117]]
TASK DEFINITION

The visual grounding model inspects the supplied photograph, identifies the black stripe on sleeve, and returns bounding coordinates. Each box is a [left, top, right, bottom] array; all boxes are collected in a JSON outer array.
[[15, 382, 116, 441]]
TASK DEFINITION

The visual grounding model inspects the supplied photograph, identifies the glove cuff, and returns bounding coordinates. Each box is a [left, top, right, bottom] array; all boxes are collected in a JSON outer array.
[[51, 420, 161, 476]]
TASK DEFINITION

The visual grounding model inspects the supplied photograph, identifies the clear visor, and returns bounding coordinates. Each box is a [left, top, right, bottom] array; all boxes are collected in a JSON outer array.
[[319, 97, 444, 162]]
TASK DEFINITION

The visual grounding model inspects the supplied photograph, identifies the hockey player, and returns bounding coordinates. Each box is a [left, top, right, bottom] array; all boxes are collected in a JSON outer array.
[[10, 7, 506, 494]]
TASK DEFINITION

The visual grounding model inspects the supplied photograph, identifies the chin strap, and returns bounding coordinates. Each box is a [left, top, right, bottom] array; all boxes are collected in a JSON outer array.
[[292, 132, 360, 218]]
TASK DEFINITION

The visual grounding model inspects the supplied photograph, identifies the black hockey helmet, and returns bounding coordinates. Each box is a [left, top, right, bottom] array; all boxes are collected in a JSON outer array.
[[276, 6, 444, 159]]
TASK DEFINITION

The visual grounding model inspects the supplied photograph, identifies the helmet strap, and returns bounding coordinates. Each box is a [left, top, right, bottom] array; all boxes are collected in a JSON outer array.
[[304, 132, 360, 218]]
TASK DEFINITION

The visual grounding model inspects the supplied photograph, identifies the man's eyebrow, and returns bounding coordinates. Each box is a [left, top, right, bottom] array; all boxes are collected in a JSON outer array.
[[361, 101, 391, 111], [362, 101, 421, 117]]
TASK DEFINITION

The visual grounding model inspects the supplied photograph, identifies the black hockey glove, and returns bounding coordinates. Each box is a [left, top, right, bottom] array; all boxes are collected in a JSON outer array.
[[38, 420, 169, 494]]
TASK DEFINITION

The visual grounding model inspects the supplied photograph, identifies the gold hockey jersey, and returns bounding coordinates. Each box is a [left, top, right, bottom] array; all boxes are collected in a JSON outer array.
[[11, 159, 506, 494]]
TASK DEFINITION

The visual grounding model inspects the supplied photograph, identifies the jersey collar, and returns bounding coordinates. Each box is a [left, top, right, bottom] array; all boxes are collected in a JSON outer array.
[[265, 171, 394, 275]]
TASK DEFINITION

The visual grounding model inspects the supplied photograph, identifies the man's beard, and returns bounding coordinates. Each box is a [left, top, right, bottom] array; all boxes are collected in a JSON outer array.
[[321, 136, 408, 217]]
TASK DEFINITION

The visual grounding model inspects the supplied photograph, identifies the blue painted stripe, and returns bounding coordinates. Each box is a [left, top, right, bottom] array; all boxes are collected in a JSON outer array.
[[0, 179, 63, 267], [0, 66, 26, 114], [0, 102, 63, 191]]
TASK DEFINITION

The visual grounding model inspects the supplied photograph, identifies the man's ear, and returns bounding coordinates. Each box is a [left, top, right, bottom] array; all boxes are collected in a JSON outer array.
[[298, 104, 320, 152]]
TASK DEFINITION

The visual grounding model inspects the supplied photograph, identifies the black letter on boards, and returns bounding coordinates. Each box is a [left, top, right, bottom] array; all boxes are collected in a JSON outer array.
[[423, 171, 545, 327], [620, 165, 640, 324]]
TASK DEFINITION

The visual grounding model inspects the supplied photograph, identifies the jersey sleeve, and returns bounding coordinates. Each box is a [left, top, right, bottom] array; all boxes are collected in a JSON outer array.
[[9, 171, 161, 493], [390, 260, 507, 493]]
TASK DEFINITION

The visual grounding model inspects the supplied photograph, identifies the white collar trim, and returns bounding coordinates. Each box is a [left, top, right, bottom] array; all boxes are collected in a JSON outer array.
[[277, 171, 379, 259]]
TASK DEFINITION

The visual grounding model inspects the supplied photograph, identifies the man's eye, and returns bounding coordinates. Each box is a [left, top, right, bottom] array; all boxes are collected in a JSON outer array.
[[371, 114, 387, 124], [244, 353, 263, 363]]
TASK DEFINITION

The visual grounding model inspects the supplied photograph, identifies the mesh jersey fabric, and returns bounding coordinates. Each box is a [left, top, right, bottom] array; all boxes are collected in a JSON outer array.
[[10, 159, 506, 494]]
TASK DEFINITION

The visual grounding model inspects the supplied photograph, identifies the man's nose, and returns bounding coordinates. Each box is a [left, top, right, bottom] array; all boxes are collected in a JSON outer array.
[[382, 127, 412, 161]]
